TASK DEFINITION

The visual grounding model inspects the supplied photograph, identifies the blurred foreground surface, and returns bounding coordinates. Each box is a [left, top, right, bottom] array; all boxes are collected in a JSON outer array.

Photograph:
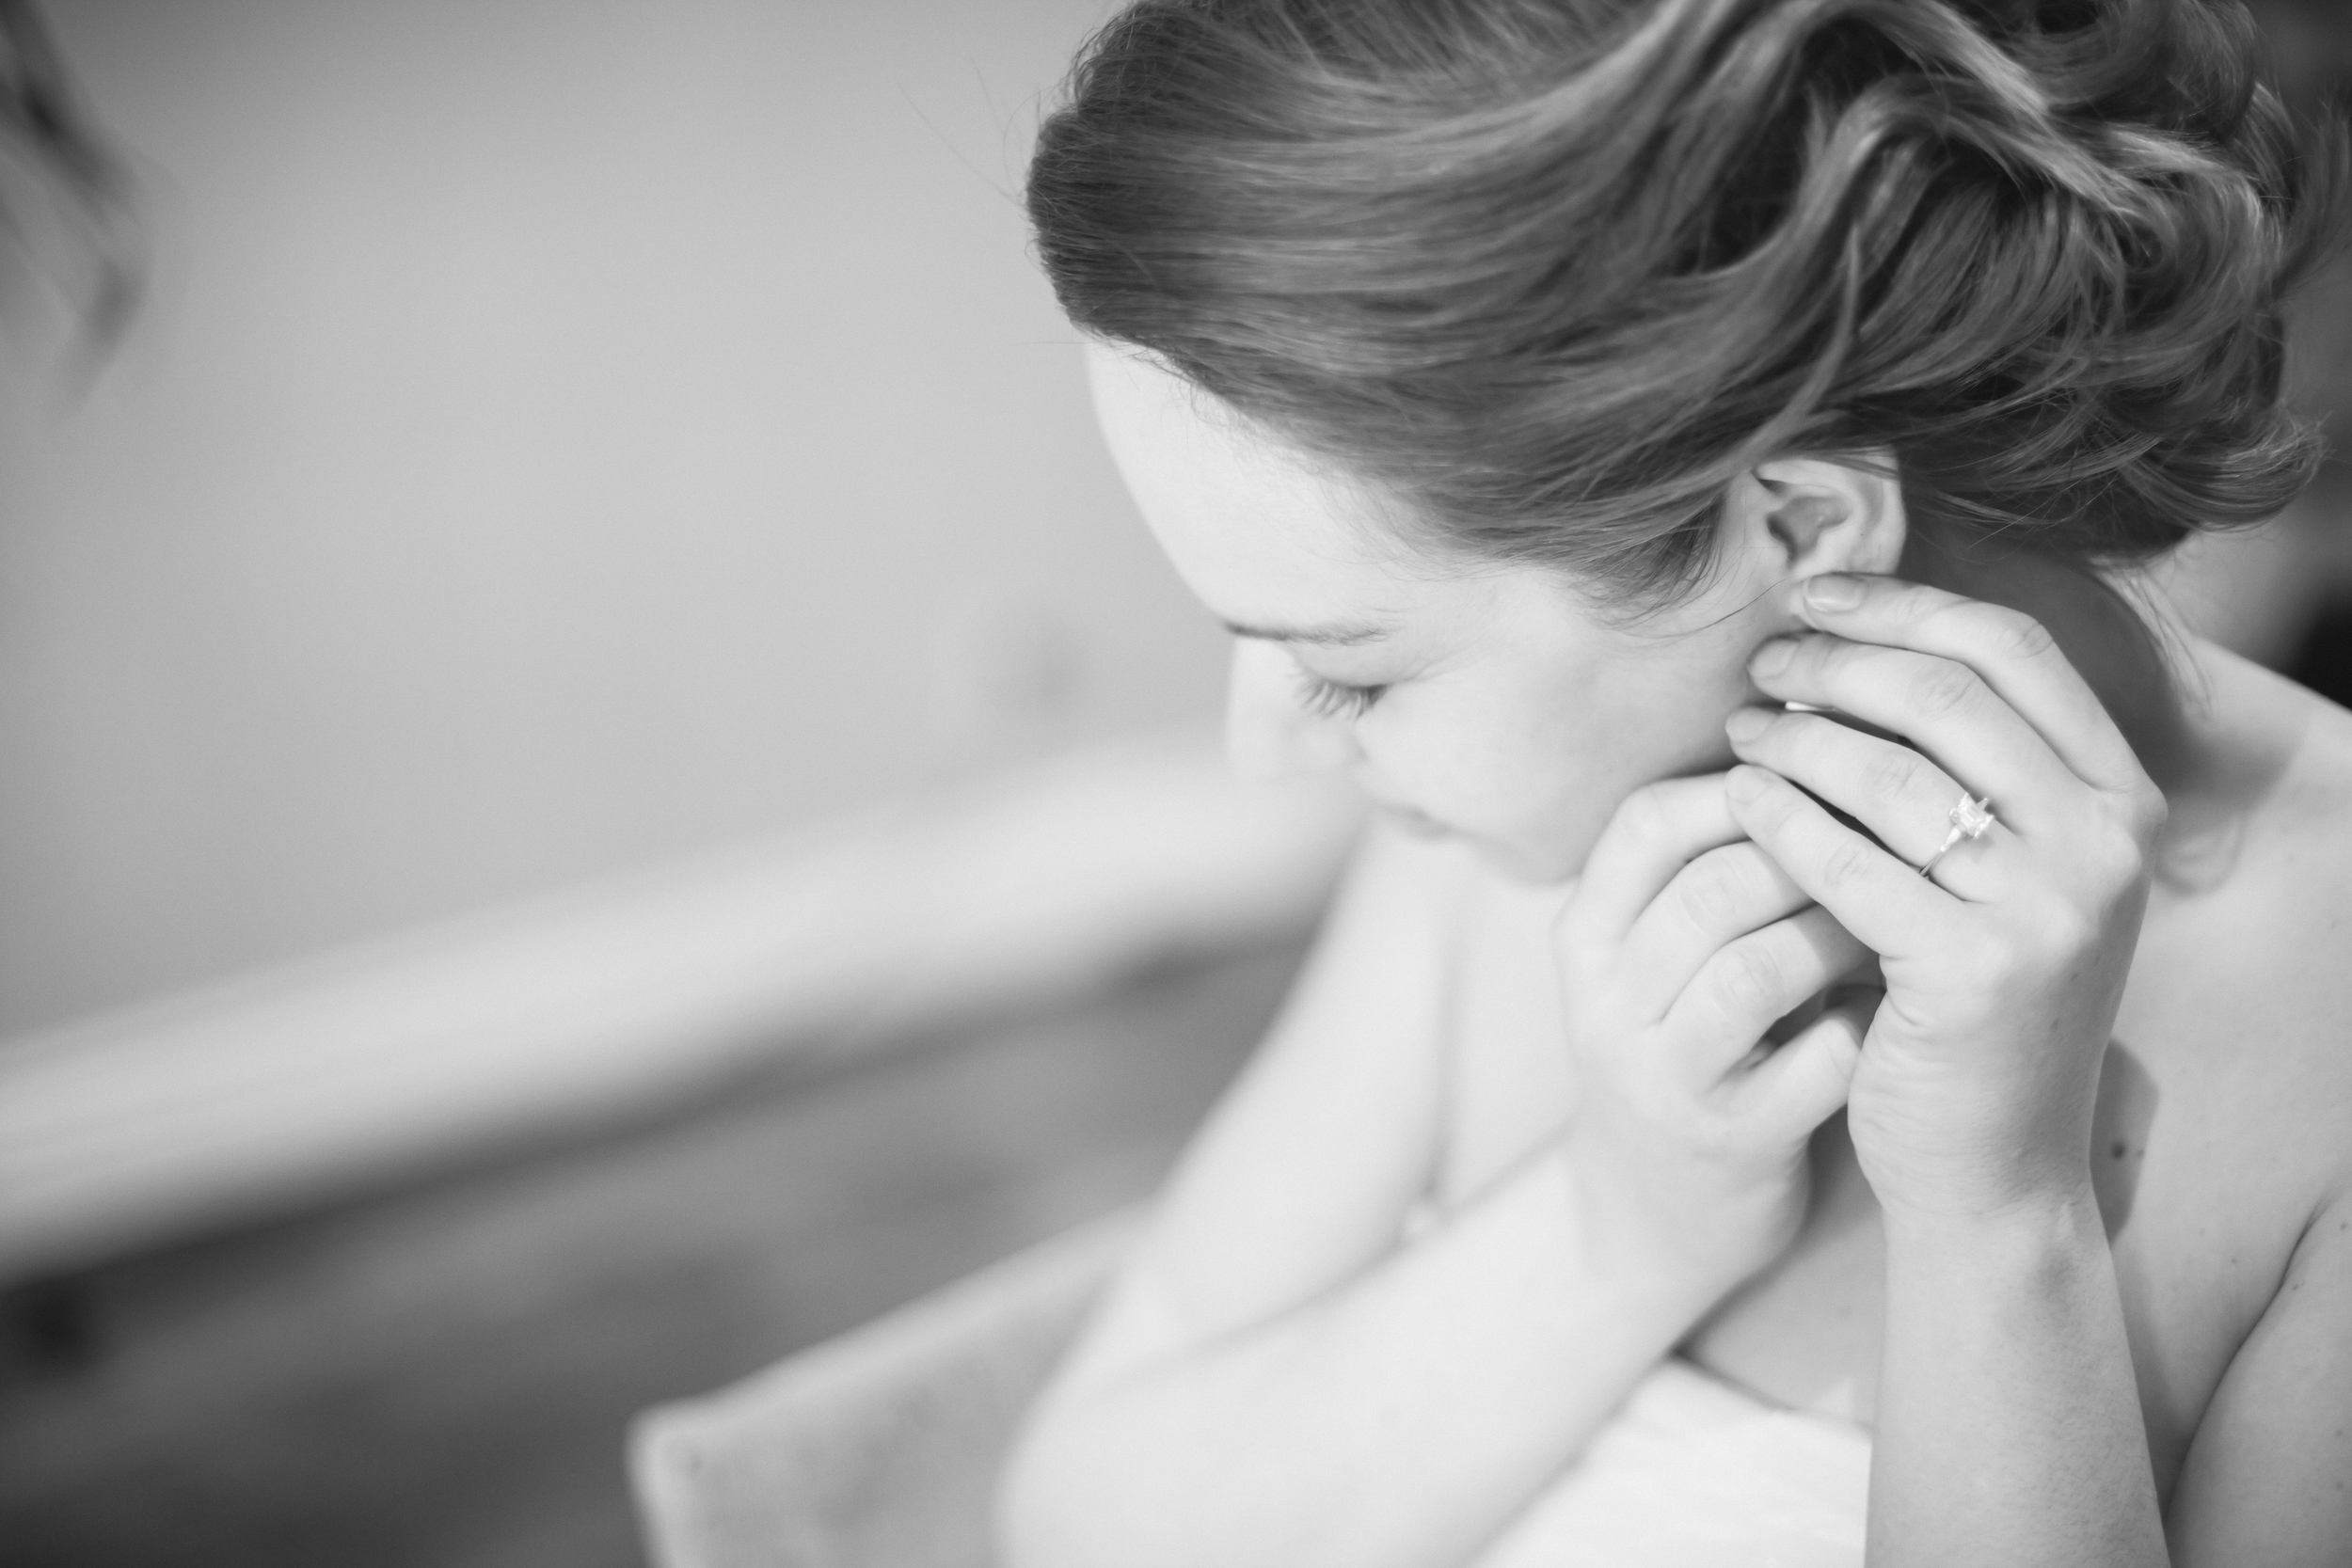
[[0, 942, 1306, 1568]]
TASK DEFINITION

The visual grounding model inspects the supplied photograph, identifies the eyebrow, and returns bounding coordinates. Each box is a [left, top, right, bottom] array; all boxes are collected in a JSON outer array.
[[1220, 618, 1393, 646]]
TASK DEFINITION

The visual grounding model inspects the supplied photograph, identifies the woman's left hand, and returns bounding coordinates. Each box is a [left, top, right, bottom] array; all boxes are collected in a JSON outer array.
[[1722, 572, 2169, 1226]]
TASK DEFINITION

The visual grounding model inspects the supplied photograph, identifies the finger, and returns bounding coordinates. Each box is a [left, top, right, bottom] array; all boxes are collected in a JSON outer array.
[[1788, 574, 2149, 793], [1747, 633, 2081, 834], [1724, 706, 2012, 895], [1733, 988, 1874, 1139], [1664, 904, 1871, 1082], [1620, 840, 1814, 1006], [1724, 763, 1958, 959], [1558, 773, 1744, 946]]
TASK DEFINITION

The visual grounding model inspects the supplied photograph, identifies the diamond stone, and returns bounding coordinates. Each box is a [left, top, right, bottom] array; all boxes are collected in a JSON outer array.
[[1950, 795, 1994, 837]]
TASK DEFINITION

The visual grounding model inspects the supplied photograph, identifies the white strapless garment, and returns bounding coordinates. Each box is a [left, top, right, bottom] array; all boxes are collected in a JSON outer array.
[[1472, 1357, 1872, 1568]]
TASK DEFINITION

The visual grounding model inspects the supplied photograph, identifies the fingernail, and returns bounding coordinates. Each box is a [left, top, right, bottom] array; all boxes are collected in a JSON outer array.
[[1804, 574, 1864, 610], [1724, 705, 1772, 742], [1749, 638, 1795, 678], [1725, 765, 1770, 801]]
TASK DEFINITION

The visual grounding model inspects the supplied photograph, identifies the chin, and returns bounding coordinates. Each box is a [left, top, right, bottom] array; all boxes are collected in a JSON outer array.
[[1470, 799, 1626, 885], [1374, 798, 1595, 885]]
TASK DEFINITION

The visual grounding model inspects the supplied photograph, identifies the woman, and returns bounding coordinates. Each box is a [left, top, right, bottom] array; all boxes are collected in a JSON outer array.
[[998, 1, 2352, 1562]]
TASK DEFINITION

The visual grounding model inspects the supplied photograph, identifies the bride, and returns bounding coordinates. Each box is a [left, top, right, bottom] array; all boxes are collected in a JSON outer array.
[[998, 1, 2352, 1562]]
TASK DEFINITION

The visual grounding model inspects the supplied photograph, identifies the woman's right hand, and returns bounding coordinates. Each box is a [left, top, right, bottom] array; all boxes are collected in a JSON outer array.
[[1550, 772, 1876, 1299]]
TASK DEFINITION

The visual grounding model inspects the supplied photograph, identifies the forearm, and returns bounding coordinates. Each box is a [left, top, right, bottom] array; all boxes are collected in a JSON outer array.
[[1870, 1192, 2166, 1567], [1000, 1140, 1727, 1568]]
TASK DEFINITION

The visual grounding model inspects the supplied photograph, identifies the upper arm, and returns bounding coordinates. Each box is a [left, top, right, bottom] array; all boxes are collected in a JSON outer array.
[[2166, 1188, 2352, 1566], [1058, 818, 1470, 1386]]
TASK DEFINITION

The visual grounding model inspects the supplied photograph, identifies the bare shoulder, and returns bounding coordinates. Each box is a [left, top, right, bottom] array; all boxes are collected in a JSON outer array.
[[1305, 816, 1565, 1011], [2127, 644, 2352, 1202], [2092, 648, 2352, 1481], [1311, 816, 1492, 990], [2122, 655, 2352, 1546]]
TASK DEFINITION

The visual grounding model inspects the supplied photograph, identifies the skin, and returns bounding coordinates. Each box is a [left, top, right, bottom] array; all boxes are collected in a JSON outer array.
[[995, 341, 2352, 1568], [1086, 341, 1789, 883]]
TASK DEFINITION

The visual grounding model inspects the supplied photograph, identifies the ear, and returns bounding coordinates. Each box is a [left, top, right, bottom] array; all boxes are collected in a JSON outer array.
[[1723, 452, 1906, 580]]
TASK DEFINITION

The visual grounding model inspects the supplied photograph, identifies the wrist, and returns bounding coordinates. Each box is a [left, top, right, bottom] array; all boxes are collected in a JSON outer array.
[[1878, 1180, 2106, 1274], [1862, 1129, 2104, 1238], [1564, 1130, 1801, 1311]]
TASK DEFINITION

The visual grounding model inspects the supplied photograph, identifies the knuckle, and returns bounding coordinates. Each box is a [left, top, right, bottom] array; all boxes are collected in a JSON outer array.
[[1779, 715, 1837, 776], [1983, 607, 2058, 664], [2020, 900, 2075, 958], [1613, 782, 1677, 845], [1674, 868, 1738, 933], [1862, 743, 1931, 801], [2097, 811, 2146, 866], [1812, 636, 1862, 681], [1716, 942, 1784, 1015], [2098, 841, 2154, 902], [1909, 659, 1981, 719], [2057, 902, 2103, 957], [1819, 833, 1878, 890], [2022, 890, 2095, 956], [2085, 819, 2152, 895], [1953, 922, 2021, 983], [1741, 775, 1801, 832]]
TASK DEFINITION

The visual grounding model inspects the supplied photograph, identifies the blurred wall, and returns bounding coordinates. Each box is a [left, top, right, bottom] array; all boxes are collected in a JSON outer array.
[[0, 0, 1227, 1037]]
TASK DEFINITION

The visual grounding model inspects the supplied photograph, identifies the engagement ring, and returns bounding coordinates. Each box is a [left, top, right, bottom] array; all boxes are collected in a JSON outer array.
[[1917, 792, 1995, 879]]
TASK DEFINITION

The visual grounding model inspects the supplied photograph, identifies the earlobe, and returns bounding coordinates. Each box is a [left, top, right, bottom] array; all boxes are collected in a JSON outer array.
[[1744, 454, 1907, 579]]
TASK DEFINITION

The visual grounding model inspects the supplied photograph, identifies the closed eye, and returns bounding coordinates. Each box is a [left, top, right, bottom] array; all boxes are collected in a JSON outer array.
[[1292, 666, 1386, 721]]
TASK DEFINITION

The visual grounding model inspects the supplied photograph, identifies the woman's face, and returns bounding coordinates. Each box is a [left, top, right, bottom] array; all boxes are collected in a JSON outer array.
[[1087, 341, 1811, 884]]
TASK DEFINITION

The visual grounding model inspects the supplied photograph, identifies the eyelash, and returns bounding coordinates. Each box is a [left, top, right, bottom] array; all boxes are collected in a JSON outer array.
[[1293, 667, 1387, 721]]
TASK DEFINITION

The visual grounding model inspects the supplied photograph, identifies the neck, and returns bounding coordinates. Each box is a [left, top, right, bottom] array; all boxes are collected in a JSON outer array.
[[1904, 537, 2324, 902], [1901, 537, 2197, 794]]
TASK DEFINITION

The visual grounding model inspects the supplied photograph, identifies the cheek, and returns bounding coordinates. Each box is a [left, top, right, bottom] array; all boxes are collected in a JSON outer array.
[[1373, 661, 1742, 873], [1366, 686, 1605, 832]]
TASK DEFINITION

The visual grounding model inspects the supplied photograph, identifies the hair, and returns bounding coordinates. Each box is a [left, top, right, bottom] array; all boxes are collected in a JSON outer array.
[[1027, 0, 2348, 771], [0, 0, 140, 368]]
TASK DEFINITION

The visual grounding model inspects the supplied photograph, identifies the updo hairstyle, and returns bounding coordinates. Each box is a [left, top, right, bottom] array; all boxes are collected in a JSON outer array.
[[1027, 0, 2343, 709]]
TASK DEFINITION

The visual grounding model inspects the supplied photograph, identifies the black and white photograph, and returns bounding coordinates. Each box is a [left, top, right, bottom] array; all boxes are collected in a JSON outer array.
[[3, 2, 2351, 1565]]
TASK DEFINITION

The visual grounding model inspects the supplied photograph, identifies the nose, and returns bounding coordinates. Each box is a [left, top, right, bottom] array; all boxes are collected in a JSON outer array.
[[1223, 639, 1361, 783]]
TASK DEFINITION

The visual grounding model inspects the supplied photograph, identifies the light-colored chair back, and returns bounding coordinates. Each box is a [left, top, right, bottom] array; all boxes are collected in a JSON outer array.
[[628, 1213, 1133, 1568]]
